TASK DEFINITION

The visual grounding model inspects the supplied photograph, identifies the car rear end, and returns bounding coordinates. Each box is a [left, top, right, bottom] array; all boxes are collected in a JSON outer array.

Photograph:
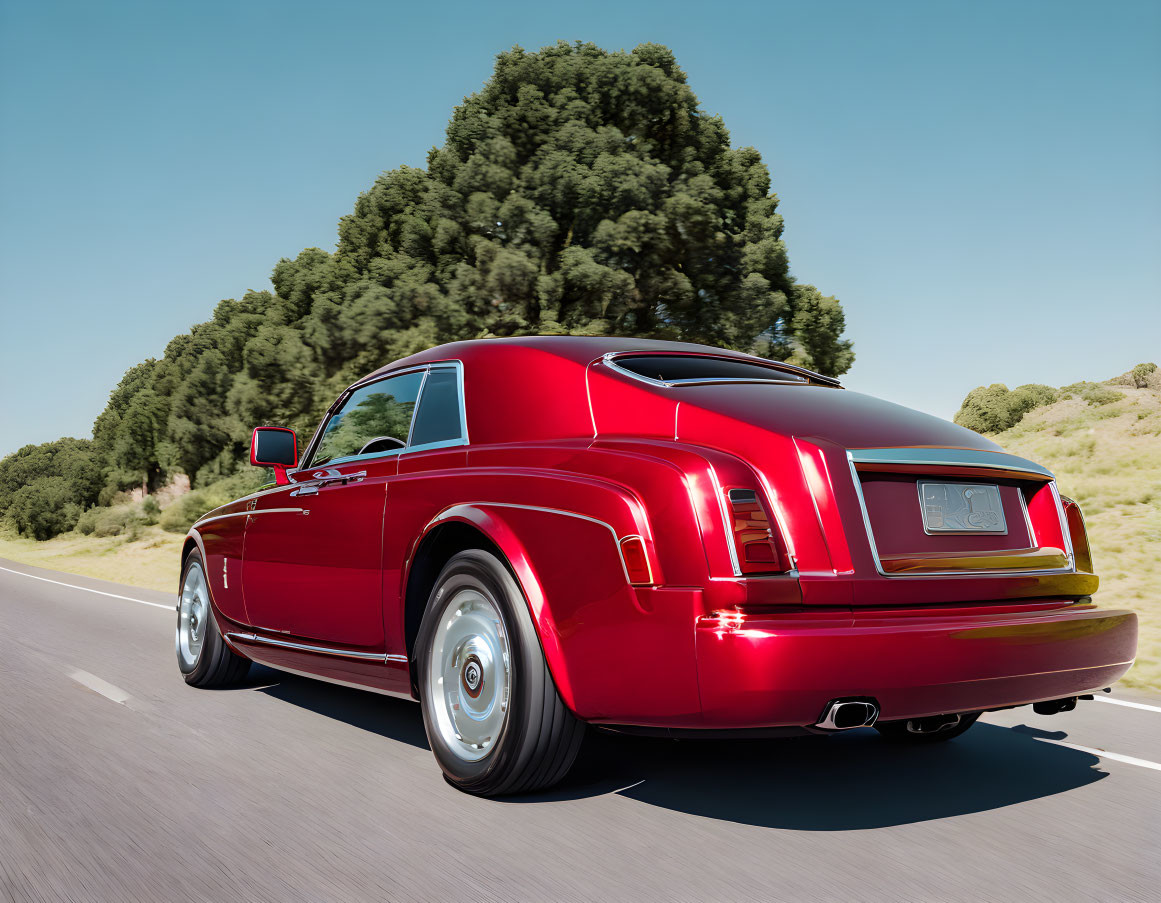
[[594, 350, 1137, 731]]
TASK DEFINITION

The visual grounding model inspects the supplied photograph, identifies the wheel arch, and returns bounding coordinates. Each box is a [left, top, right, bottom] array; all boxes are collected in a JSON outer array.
[[400, 504, 581, 708]]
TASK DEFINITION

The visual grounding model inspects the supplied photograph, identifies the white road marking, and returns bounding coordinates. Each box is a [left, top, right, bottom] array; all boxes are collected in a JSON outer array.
[[0, 565, 173, 611], [1096, 696, 1161, 714], [613, 779, 646, 794], [1031, 737, 1161, 773], [69, 670, 131, 705]]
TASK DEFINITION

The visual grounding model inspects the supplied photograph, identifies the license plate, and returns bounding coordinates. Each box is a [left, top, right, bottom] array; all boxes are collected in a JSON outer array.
[[918, 482, 1007, 534]]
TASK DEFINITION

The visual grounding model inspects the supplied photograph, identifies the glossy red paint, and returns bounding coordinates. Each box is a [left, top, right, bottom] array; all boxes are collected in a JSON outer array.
[[186, 337, 1137, 730]]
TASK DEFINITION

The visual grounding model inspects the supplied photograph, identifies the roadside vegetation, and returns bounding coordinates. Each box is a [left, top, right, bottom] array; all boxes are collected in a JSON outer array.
[[956, 364, 1161, 689]]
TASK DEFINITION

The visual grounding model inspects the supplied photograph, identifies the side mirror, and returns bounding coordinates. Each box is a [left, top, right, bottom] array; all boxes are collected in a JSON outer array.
[[250, 427, 298, 485]]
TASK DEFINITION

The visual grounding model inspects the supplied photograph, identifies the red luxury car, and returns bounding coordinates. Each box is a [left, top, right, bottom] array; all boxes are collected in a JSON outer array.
[[177, 337, 1137, 795]]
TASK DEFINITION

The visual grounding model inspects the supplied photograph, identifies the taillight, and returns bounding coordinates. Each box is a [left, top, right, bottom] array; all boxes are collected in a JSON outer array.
[[1060, 495, 1094, 573], [619, 535, 654, 585], [726, 488, 787, 574]]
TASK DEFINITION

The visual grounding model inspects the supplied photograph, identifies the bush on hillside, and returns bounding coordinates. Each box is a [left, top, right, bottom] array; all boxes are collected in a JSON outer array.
[[6, 478, 83, 540], [1131, 363, 1157, 388], [1082, 385, 1124, 407], [954, 383, 1058, 434]]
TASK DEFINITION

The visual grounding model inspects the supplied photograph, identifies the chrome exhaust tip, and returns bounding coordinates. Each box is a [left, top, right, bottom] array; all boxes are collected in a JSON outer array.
[[816, 699, 880, 731]]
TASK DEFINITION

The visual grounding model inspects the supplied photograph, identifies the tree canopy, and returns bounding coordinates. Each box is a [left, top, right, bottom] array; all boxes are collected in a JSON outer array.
[[2, 41, 853, 539]]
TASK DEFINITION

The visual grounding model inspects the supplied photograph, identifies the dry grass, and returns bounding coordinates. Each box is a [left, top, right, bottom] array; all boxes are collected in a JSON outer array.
[[993, 385, 1161, 690], [0, 525, 184, 594]]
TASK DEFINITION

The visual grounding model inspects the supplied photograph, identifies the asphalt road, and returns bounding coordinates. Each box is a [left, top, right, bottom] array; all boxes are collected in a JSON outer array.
[[2, 558, 1160, 903]]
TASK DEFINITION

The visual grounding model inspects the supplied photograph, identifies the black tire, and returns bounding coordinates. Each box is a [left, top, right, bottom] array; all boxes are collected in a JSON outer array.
[[177, 551, 250, 688], [875, 711, 980, 744], [416, 550, 583, 796]]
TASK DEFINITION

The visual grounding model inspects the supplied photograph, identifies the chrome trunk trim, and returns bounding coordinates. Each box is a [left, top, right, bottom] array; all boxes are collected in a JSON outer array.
[[848, 447, 1054, 479], [845, 452, 1076, 579]]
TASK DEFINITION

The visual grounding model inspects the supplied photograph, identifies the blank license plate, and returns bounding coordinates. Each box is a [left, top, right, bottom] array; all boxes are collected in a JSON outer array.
[[918, 482, 1007, 534]]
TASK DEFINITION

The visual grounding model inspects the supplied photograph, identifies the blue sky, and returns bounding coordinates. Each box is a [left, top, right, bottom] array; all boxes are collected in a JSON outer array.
[[1, 0, 1158, 457]]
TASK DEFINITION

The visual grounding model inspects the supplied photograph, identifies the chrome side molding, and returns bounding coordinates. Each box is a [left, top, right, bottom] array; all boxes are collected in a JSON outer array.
[[226, 632, 408, 663]]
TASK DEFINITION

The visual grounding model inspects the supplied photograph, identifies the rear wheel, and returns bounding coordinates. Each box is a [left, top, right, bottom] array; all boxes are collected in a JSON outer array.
[[177, 551, 250, 687], [875, 711, 980, 744], [416, 550, 583, 796]]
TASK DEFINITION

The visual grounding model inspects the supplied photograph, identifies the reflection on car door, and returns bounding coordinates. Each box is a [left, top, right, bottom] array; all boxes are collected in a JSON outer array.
[[241, 369, 424, 649]]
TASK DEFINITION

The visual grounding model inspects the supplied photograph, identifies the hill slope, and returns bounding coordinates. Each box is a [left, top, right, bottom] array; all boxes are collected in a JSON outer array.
[[987, 382, 1161, 689]]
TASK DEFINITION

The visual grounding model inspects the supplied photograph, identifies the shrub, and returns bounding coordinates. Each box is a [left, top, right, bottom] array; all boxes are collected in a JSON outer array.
[[75, 507, 101, 535], [6, 477, 82, 540], [93, 507, 139, 537], [141, 496, 161, 525], [1081, 385, 1124, 407], [1130, 363, 1157, 389], [160, 491, 213, 533], [954, 383, 1057, 434]]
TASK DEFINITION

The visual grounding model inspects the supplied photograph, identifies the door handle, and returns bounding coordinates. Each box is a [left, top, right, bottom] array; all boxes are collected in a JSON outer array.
[[319, 471, 367, 489], [290, 485, 319, 497]]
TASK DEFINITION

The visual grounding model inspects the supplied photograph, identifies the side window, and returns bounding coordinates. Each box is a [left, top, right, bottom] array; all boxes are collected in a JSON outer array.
[[311, 370, 424, 466], [410, 367, 465, 448]]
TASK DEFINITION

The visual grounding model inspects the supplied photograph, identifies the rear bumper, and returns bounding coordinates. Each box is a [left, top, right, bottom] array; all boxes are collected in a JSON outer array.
[[692, 602, 1137, 729]]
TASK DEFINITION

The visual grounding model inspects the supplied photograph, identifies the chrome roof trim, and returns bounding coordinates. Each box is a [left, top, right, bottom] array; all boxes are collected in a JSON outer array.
[[848, 447, 1054, 480], [600, 351, 841, 388]]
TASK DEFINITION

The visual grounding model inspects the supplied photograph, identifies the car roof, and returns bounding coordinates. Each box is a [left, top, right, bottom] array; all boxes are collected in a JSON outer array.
[[359, 336, 838, 385]]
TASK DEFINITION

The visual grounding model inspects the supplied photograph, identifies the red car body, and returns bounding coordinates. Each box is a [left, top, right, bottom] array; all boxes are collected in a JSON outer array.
[[183, 337, 1136, 738]]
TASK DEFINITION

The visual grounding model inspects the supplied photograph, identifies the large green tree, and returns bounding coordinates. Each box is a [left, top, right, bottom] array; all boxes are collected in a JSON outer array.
[[292, 41, 853, 382]]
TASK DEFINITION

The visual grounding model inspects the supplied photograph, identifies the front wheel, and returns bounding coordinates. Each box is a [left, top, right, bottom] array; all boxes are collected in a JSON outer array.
[[416, 550, 583, 796], [177, 551, 250, 688], [875, 711, 980, 744]]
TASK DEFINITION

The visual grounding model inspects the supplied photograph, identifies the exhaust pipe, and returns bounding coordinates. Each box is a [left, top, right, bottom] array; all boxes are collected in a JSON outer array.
[[1033, 697, 1078, 715], [816, 699, 879, 730]]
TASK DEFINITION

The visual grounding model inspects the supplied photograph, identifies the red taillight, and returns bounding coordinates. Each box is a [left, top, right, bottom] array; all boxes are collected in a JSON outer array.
[[726, 489, 787, 574], [1060, 495, 1094, 574], [619, 535, 654, 585]]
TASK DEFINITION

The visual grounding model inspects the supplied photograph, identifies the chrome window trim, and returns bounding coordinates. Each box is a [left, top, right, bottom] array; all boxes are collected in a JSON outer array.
[[297, 360, 468, 472], [600, 351, 840, 388], [226, 631, 408, 663], [848, 447, 1054, 480], [845, 452, 1076, 579]]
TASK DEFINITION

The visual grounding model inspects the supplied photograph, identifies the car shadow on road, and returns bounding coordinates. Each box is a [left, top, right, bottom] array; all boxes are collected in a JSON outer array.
[[513, 721, 1108, 830], [247, 665, 431, 750], [239, 666, 1107, 830]]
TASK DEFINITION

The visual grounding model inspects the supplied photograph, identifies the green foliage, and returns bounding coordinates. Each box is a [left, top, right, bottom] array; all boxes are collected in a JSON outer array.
[[7, 478, 83, 540], [141, 496, 161, 525], [1131, 363, 1157, 388], [0, 438, 103, 518], [954, 383, 1058, 434], [2, 41, 855, 540], [1082, 385, 1125, 407]]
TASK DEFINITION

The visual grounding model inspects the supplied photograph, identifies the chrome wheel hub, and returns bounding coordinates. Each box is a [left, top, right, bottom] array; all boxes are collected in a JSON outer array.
[[427, 588, 511, 762], [176, 563, 209, 670]]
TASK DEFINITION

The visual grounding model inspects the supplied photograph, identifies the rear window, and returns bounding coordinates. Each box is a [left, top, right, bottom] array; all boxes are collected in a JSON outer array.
[[613, 355, 806, 384]]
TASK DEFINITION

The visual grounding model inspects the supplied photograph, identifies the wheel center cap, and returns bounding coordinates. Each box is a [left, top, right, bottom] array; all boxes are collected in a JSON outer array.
[[462, 655, 484, 697]]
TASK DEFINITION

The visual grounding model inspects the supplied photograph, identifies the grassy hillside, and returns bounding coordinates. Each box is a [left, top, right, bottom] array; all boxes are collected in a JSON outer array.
[[987, 381, 1161, 689]]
